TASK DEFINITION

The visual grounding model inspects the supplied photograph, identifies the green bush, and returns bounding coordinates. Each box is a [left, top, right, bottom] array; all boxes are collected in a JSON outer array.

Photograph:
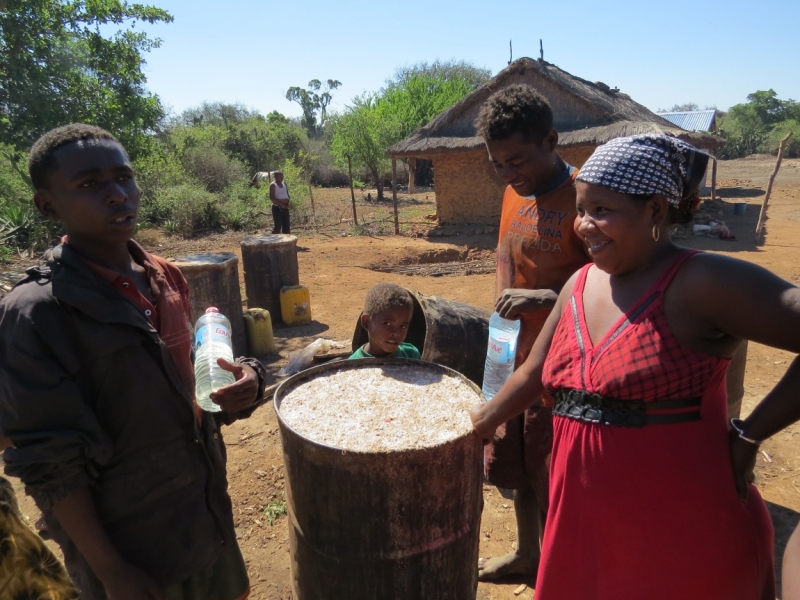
[[181, 145, 249, 194], [764, 119, 800, 158], [280, 159, 312, 225], [152, 183, 221, 236], [0, 202, 59, 251], [718, 90, 800, 159]]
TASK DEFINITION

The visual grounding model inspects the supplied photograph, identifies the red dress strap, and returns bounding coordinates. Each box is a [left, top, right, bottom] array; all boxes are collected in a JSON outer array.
[[572, 262, 594, 295], [651, 249, 702, 294]]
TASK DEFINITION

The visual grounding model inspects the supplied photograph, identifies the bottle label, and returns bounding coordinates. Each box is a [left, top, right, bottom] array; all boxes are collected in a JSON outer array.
[[487, 335, 512, 363], [196, 323, 232, 349]]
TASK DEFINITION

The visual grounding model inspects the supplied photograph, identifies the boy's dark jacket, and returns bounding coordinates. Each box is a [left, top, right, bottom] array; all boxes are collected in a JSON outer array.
[[0, 243, 266, 588]]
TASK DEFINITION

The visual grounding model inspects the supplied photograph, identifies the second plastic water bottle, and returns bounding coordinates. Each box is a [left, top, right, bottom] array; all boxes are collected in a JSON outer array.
[[482, 312, 521, 401], [194, 307, 236, 413]]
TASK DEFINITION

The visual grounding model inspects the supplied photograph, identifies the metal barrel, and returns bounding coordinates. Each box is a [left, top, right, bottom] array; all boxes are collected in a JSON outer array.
[[274, 358, 483, 600]]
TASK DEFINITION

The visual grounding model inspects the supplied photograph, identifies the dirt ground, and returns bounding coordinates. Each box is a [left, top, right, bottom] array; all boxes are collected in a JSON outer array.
[[4, 154, 800, 599]]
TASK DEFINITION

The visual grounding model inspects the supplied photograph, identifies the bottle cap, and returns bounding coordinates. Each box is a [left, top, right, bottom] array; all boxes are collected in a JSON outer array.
[[205, 307, 220, 313]]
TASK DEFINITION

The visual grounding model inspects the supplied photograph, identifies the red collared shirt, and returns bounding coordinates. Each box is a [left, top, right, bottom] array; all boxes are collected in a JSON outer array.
[[64, 238, 199, 419]]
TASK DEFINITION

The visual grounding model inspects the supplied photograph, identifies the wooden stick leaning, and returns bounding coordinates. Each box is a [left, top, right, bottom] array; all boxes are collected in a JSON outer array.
[[756, 131, 794, 236]]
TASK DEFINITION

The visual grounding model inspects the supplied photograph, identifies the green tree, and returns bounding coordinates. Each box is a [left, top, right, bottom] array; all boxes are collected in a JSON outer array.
[[379, 73, 476, 139], [285, 79, 341, 137], [718, 90, 800, 158], [389, 59, 491, 91], [659, 102, 699, 112], [168, 105, 304, 175], [0, 0, 173, 161], [330, 95, 402, 202]]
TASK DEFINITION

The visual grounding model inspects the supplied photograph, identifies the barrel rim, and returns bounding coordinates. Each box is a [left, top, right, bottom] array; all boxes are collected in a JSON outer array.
[[273, 357, 483, 455], [170, 251, 239, 265], [241, 234, 298, 246]]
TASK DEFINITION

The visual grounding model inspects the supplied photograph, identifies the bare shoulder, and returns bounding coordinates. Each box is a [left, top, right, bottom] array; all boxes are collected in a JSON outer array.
[[673, 250, 800, 351], [676, 251, 797, 298]]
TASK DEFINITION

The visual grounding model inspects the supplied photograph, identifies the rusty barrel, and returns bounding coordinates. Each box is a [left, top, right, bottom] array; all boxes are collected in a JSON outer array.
[[352, 291, 490, 386], [274, 358, 484, 600], [241, 234, 300, 325], [171, 252, 246, 356]]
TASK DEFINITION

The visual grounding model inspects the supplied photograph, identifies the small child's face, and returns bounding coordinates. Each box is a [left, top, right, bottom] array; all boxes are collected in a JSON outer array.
[[34, 138, 140, 247], [361, 305, 413, 357]]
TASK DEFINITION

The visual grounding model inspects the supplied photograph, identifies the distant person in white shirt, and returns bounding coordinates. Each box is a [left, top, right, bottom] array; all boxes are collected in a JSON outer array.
[[270, 170, 291, 234]]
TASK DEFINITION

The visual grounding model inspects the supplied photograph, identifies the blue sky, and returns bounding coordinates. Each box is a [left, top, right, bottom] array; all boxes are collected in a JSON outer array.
[[137, 0, 800, 120]]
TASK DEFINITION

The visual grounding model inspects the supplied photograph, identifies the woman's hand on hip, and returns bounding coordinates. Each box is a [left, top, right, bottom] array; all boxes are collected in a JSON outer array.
[[729, 430, 759, 501]]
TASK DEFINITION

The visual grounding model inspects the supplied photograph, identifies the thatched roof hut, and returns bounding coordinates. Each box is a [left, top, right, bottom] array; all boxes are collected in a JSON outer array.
[[388, 57, 723, 226]]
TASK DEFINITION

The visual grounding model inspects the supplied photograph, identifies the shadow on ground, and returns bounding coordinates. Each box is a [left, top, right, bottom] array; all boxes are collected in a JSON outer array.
[[716, 187, 765, 199], [676, 199, 763, 253]]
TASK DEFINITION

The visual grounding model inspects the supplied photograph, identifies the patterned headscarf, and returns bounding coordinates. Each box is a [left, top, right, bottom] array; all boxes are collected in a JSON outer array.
[[576, 134, 709, 207]]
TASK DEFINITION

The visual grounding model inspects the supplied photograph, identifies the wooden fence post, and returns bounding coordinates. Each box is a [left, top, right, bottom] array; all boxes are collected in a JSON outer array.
[[392, 158, 399, 235], [756, 131, 793, 237], [711, 157, 717, 202], [347, 155, 358, 226]]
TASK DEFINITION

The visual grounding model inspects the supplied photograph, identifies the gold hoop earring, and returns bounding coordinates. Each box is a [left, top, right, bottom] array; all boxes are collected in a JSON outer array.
[[652, 225, 660, 242]]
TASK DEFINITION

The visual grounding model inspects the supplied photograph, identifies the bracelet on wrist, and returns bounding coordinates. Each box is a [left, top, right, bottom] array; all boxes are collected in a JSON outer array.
[[730, 418, 762, 446]]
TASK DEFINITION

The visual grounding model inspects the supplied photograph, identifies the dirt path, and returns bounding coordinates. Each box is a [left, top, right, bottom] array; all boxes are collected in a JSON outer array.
[[5, 155, 800, 599]]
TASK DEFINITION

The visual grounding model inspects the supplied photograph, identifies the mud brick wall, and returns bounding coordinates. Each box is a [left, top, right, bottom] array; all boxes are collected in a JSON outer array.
[[432, 145, 597, 226], [434, 151, 505, 225]]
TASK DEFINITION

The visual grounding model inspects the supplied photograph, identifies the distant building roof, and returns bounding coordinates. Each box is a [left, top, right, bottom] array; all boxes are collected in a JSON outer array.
[[657, 109, 716, 132]]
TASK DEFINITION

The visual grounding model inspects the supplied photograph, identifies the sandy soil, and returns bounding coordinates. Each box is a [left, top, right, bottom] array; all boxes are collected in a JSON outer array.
[[4, 155, 800, 599]]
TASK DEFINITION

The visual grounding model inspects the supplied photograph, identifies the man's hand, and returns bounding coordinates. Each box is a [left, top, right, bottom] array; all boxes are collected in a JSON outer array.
[[101, 562, 164, 600], [209, 359, 260, 412], [494, 289, 558, 319]]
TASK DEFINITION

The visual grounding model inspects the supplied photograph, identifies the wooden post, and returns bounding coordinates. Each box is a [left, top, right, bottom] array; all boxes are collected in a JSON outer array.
[[307, 178, 316, 225], [408, 157, 416, 194], [711, 157, 717, 201], [240, 235, 300, 324], [171, 252, 247, 356], [347, 155, 358, 226], [756, 131, 793, 236], [392, 158, 399, 235]]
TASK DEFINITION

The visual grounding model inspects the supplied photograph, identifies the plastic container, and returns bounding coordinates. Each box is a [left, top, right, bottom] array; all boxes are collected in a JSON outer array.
[[243, 308, 276, 356], [194, 307, 236, 412], [481, 312, 521, 401], [280, 285, 312, 326], [734, 202, 747, 216]]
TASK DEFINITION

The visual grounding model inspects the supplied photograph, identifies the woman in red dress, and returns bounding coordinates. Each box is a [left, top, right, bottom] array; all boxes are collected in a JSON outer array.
[[472, 134, 800, 599]]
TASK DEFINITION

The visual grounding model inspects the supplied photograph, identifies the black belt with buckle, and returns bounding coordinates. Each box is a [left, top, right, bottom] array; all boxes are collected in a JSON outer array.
[[553, 389, 702, 428]]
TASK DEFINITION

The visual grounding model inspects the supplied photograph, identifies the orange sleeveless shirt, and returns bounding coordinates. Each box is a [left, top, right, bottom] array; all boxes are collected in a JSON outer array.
[[496, 169, 589, 364]]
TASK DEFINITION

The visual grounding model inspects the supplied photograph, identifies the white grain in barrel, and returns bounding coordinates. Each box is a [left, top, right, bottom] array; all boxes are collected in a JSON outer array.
[[279, 364, 478, 452]]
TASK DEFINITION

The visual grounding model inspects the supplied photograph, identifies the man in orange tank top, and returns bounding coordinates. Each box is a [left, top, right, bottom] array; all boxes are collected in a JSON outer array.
[[474, 85, 590, 580]]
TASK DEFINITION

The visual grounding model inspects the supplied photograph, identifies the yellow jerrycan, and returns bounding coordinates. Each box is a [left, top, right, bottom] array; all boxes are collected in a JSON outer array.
[[242, 308, 276, 356], [280, 285, 312, 326]]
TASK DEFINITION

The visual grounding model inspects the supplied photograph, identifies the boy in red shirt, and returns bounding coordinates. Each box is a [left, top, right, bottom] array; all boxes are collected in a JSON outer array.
[[474, 85, 590, 580]]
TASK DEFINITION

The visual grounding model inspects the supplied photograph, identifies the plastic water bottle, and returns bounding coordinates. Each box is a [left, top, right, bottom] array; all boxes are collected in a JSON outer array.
[[194, 307, 236, 412], [482, 312, 521, 401]]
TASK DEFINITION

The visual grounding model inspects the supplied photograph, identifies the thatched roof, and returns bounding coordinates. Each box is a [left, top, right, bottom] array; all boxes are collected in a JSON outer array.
[[387, 58, 724, 157]]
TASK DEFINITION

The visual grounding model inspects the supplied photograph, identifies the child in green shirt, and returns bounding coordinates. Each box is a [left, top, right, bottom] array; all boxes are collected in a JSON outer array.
[[349, 283, 421, 360]]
